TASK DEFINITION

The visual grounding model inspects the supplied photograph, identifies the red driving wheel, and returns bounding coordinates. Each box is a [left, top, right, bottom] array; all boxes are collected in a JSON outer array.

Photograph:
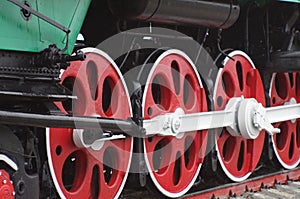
[[143, 49, 208, 198], [214, 51, 265, 181], [47, 48, 133, 199], [270, 72, 300, 169], [0, 170, 14, 199]]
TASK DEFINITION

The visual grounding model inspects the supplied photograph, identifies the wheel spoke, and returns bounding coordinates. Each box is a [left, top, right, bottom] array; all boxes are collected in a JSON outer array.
[[144, 91, 170, 118], [157, 152, 176, 180], [229, 139, 242, 169], [284, 123, 293, 152], [215, 71, 233, 109]]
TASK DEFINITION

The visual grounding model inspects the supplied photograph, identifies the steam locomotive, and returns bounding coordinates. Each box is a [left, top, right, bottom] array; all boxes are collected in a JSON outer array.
[[0, 0, 300, 198]]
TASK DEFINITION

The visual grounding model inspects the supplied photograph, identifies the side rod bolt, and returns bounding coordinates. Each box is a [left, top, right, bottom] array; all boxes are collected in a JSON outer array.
[[163, 118, 171, 130], [174, 119, 181, 130]]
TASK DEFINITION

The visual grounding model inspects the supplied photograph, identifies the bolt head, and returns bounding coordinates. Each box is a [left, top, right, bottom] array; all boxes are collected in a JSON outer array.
[[174, 119, 181, 130]]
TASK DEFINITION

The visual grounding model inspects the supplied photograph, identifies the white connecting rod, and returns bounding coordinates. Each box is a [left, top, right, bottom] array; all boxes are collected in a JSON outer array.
[[143, 97, 300, 139], [266, 104, 300, 124]]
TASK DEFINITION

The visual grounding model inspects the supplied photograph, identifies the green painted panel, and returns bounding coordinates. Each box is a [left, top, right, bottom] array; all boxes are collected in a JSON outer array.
[[0, 0, 40, 52], [0, 0, 91, 54]]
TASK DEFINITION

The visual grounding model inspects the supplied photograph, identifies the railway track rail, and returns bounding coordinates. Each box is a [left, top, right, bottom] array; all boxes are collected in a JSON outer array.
[[185, 168, 300, 199], [240, 182, 300, 199], [122, 168, 300, 199]]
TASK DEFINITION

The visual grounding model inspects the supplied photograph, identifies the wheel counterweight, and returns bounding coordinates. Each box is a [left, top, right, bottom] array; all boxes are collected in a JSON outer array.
[[270, 72, 300, 169], [47, 48, 133, 199], [213, 51, 265, 181], [142, 49, 208, 198]]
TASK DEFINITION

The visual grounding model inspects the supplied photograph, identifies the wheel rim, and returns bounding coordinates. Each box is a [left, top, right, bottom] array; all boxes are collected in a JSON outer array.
[[143, 49, 208, 198], [270, 72, 300, 169], [214, 51, 265, 181], [47, 48, 133, 199]]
